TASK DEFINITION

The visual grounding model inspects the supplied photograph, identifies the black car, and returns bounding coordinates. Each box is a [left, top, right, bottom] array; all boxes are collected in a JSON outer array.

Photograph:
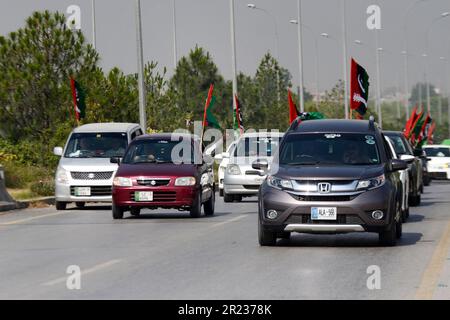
[[255, 119, 407, 246], [384, 131, 424, 206]]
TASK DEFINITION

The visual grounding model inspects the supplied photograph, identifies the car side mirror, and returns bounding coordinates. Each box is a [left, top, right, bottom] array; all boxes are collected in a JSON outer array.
[[53, 147, 63, 156], [110, 157, 121, 165], [400, 154, 415, 164], [252, 159, 269, 174], [413, 149, 424, 157], [390, 159, 407, 172]]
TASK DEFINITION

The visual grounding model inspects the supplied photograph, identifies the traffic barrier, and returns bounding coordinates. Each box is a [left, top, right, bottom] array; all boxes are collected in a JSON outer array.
[[0, 165, 15, 204]]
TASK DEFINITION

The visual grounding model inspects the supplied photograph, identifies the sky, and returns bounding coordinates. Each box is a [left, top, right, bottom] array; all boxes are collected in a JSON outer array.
[[1, 0, 450, 96]]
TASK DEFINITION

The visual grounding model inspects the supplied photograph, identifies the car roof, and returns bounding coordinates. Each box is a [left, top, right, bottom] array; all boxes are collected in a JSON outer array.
[[134, 133, 200, 141], [423, 145, 450, 148], [383, 131, 404, 136], [240, 132, 285, 138], [291, 119, 377, 133], [73, 122, 140, 133]]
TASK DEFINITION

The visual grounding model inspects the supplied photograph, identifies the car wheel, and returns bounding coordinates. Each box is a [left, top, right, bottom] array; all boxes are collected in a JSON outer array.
[[278, 232, 291, 240], [402, 207, 410, 222], [234, 195, 242, 202], [409, 194, 421, 207], [130, 207, 141, 216], [424, 177, 430, 186], [75, 202, 85, 209], [379, 221, 397, 246], [396, 219, 403, 239], [224, 192, 234, 203], [204, 191, 215, 216], [112, 204, 124, 219], [258, 221, 276, 246], [55, 201, 67, 211], [219, 189, 224, 197], [190, 192, 202, 218]]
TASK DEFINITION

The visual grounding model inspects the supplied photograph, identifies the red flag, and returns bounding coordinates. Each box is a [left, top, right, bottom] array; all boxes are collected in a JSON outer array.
[[350, 58, 370, 119], [70, 78, 80, 122], [403, 105, 418, 138], [288, 89, 299, 124], [409, 107, 425, 141], [417, 113, 431, 145], [234, 95, 244, 135], [202, 84, 214, 129], [427, 121, 436, 144]]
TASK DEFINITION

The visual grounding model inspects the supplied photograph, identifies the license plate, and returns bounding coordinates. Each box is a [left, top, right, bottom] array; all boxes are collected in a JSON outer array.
[[135, 191, 153, 202], [74, 187, 91, 196], [311, 207, 337, 220]]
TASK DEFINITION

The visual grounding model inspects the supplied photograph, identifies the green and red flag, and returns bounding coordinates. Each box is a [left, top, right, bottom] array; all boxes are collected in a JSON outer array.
[[233, 95, 244, 135], [404, 105, 418, 138], [410, 108, 425, 144], [70, 77, 86, 122], [416, 113, 432, 148], [427, 121, 436, 144], [205, 96, 221, 130], [288, 89, 299, 124], [350, 58, 370, 119]]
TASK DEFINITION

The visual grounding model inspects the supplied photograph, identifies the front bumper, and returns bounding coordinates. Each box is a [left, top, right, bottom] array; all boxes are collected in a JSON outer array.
[[223, 174, 265, 195], [55, 181, 113, 202], [259, 182, 395, 234], [112, 185, 198, 208], [427, 168, 450, 179]]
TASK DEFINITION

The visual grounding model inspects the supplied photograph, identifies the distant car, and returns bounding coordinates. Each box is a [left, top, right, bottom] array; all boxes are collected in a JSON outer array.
[[53, 123, 143, 210], [386, 136, 413, 221], [257, 119, 406, 246], [223, 132, 284, 202], [384, 131, 424, 206], [214, 141, 237, 197], [111, 133, 215, 219], [422, 145, 450, 180]]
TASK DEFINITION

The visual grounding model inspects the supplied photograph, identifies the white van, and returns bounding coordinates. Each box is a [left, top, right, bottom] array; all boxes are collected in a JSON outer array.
[[53, 123, 143, 210]]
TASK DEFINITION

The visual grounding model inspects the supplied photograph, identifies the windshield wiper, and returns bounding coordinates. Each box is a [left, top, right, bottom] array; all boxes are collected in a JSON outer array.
[[284, 161, 320, 166]]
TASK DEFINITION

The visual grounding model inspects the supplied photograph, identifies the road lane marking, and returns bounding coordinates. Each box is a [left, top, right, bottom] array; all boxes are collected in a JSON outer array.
[[0, 211, 71, 226], [42, 259, 122, 286], [415, 221, 450, 299], [210, 215, 247, 228]]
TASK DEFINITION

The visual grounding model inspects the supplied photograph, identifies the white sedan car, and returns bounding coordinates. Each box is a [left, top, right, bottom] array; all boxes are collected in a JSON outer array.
[[423, 145, 450, 180], [214, 141, 237, 197]]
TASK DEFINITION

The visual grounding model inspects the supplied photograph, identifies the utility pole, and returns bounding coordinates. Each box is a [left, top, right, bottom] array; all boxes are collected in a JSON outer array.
[[230, 0, 238, 113], [91, 0, 96, 49], [135, 0, 147, 131], [341, 0, 349, 119], [172, 0, 178, 68], [296, 0, 305, 112]]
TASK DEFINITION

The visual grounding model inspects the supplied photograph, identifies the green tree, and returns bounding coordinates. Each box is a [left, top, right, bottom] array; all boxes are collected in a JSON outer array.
[[0, 11, 98, 141]]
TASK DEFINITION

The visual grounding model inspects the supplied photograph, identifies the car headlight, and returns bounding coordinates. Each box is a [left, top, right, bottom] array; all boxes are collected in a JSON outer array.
[[357, 174, 386, 190], [267, 175, 293, 190], [175, 176, 196, 186], [56, 168, 69, 184], [227, 164, 241, 175], [444, 163, 450, 168], [113, 177, 133, 187]]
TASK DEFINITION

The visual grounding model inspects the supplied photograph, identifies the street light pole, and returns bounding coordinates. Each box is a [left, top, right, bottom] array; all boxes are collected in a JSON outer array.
[[91, 0, 96, 49], [172, 0, 178, 69], [135, 0, 147, 132], [230, 0, 238, 112], [375, 32, 382, 128], [296, 0, 305, 112], [341, 0, 349, 119]]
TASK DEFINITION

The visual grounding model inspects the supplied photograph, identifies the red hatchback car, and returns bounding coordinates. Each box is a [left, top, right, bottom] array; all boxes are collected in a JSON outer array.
[[111, 133, 215, 219]]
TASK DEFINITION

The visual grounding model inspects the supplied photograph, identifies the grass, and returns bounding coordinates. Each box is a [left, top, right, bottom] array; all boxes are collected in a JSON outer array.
[[7, 188, 41, 201]]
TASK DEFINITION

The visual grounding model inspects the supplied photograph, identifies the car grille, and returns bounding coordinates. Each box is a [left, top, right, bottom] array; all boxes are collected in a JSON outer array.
[[71, 172, 113, 180], [289, 194, 356, 202], [70, 186, 112, 196], [286, 214, 364, 225], [136, 178, 171, 186], [130, 191, 177, 202], [245, 170, 260, 175]]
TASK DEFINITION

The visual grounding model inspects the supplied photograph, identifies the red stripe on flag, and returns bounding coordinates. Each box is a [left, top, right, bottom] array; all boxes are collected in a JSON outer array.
[[202, 84, 214, 129], [70, 77, 79, 122], [288, 89, 299, 124]]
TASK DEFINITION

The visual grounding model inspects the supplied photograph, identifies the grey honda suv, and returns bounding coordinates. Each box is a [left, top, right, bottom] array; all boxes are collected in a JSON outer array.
[[255, 119, 407, 246]]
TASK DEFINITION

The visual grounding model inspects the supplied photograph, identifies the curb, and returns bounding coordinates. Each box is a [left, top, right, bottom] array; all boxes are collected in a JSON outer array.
[[0, 197, 55, 212]]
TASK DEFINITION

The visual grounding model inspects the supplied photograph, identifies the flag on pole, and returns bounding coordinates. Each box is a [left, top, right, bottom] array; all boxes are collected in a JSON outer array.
[[416, 113, 432, 148], [427, 121, 436, 144], [404, 105, 418, 138], [410, 108, 425, 144], [233, 95, 244, 135], [202, 84, 214, 129], [350, 58, 370, 119], [205, 96, 221, 129], [288, 89, 299, 124], [70, 78, 86, 122]]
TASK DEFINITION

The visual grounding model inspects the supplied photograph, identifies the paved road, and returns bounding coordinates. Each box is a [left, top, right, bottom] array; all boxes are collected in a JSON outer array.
[[1, 181, 450, 300]]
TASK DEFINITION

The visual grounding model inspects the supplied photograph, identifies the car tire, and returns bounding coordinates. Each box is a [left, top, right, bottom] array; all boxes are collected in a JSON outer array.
[[396, 219, 403, 239], [55, 201, 67, 211], [423, 177, 430, 186], [379, 221, 397, 246], [258, 221, 276, 246], [204, 191, 215, 216], [409, 194, 421, 207], [112, 204, 124, 219], [75, 202, 85, 209], [130, 207, 141, 216], [224, 192, 234, 203], [219, 189, 224, 197], [190, 192, 202, 218], [402, 207, 410, 222], [278, 232, 291, 240]]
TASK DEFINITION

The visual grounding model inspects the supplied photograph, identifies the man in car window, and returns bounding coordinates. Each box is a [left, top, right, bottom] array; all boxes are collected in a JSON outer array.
[[342, 141, 370, 164]]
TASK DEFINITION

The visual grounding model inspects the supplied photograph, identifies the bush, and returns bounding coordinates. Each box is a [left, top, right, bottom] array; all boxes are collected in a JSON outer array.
[[30, 180, 55, 197], [2, 162, 54, 189]]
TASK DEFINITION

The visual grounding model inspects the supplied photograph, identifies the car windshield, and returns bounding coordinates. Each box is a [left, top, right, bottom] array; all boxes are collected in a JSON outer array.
[[64, 132, 128, 158], [280, 133, 380, 166], [122, 139, 199, 164], [424, 147, 450, 157], [386, 135, 409, 155], [234, 136, 282, 158]]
